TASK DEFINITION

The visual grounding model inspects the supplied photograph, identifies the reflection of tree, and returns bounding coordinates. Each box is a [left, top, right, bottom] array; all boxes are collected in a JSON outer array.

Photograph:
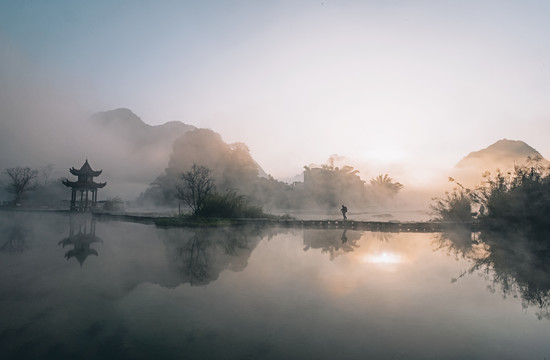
[[162, 226, 264, 286], [59, 215, 102, 267], [0, 225, 27, 253], [433, 226, 483, 260], [177, 230, 212, 285], [439, 227, 550, 320], [373, 232, 394, 243], [303, 229, 361, 260]]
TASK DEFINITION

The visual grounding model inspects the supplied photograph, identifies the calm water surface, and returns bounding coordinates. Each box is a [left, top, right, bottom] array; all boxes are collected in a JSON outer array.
[[0, 212, 549, 359]]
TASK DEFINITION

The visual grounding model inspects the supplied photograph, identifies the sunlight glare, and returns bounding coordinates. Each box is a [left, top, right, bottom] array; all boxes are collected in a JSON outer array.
[[363, 252, 402, 264]]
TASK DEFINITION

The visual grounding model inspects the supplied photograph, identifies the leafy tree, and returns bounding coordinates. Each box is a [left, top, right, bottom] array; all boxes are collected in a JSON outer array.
[[175, 164, 216, 215], [370, 174, 404, 197], [303, 161, 368, 209], [432, 157, 550, 230], [430, 179, 472, 222], [3, 167, 39, 205], [474, 160, 550, 232], [103, 197, 125, 212], [141, 129, 265, 207]]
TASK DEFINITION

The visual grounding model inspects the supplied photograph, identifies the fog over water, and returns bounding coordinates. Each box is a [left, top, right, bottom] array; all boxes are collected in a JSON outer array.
[[1, 212, 549, 359], [2, 3, 550, 356]]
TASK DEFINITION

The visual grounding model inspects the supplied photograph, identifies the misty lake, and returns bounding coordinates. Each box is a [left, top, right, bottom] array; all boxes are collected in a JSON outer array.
[[1, 212, 549, 360]]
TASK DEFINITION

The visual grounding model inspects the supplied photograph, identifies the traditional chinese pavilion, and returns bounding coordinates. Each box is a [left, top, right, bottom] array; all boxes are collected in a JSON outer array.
[[62, 159, 106, 211]]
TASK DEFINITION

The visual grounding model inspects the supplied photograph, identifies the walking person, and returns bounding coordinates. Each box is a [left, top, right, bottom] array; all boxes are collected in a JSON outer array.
[[341, 205, 348, 220]]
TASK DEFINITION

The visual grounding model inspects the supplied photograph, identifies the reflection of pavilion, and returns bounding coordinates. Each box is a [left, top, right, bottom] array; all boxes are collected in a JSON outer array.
[[59, 215, 102, 267]]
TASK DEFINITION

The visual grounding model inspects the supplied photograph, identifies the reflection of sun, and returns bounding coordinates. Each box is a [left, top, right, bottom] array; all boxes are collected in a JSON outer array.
[[362, 252, 402, 264]]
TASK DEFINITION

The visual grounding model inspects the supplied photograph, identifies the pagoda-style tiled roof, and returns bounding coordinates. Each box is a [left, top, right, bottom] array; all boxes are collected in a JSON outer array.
[[65, 248, 99, 266], [62, 179, 107, 189], [59, 232, 103, 267], [69, 159, 103, 177], [63, 159, 106, 190]]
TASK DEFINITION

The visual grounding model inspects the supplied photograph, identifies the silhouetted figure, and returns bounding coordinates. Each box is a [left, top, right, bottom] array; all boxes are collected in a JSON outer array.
[[341, 229, 348, 244], [341, 205, 348, 220]]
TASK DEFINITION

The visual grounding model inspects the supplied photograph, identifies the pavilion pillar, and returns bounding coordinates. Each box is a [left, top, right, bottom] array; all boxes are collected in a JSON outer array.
[[69, 215, 75, 236], [71, 189, 76, 210]]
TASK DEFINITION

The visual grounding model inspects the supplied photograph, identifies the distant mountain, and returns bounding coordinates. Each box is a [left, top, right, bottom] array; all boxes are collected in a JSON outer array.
[[86, 108, 272, 200], [85, 108, 196, 198], [139, 128, 274, 206], [90, 108, 195, 148], [455, 139, 547, 173]]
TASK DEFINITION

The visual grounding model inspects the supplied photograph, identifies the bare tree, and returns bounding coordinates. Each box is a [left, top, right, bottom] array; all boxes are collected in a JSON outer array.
[[4, 167, 39, 205], [175, 164, 215, 215]]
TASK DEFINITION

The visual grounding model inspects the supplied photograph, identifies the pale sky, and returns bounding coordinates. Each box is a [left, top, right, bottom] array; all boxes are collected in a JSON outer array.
[[1, 0, 550, 181]]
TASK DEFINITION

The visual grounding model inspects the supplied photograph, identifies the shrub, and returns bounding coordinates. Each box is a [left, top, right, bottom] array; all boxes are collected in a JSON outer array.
[[478, 162, 550, 233], [196, 190, 266, 219], [432, 159, 550, 233], [431, 179, 473, 222], [103, 197, 125, 212]]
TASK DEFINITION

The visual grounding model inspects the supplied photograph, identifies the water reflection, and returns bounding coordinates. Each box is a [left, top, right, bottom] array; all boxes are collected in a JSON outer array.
[[59, 215, 102, 267], [161, 226, 265, 286], [439, 226, 550, 319], [1, 212, 550, 359], [433, 226, 483, 260], [0, 224, 28, 253], [303, 229, 361, 260]]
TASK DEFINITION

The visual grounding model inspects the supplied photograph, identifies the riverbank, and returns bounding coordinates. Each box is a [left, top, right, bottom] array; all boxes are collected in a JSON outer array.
[[0, 207, 477, 232], [93, 211, 477, 233]]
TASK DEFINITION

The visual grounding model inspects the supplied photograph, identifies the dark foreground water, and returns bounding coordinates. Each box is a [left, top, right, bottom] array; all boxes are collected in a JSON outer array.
[[1, 212, 549, 359]]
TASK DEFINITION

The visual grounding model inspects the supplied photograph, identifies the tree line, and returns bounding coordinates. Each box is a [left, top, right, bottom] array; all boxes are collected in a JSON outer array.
[[138, 129, 404, 212], [2, 129, 405, 214]]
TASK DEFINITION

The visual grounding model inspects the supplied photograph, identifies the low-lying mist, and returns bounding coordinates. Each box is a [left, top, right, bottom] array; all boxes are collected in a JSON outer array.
[[2, 71, 543, 219]]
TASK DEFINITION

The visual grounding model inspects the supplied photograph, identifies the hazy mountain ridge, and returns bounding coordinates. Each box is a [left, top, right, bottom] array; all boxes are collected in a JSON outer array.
[[90, 108, 196, 148], [456, 139, 547, 169], [451, 139, 549, 186], [84, 108, 196, 198]]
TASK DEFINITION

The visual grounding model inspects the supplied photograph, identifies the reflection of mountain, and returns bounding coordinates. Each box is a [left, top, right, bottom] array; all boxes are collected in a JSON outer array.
[[59, 215, 102, 267], [439, 227, 550, 320], [160, 226, 265, 286], [303, 229, 362, 260]]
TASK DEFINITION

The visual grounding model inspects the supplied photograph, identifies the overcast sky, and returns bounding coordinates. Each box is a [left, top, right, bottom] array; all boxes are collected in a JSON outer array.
[[1, 0, 549, 180]]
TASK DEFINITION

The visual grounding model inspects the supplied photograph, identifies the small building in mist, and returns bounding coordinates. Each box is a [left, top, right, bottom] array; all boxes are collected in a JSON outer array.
[[62, 160, 106, 211]]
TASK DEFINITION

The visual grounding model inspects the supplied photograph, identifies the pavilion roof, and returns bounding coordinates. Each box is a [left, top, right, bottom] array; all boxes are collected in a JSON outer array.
[[62, 179, 107, 189], [69, 159, 103, 177], [65, 248, 99, 267]]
